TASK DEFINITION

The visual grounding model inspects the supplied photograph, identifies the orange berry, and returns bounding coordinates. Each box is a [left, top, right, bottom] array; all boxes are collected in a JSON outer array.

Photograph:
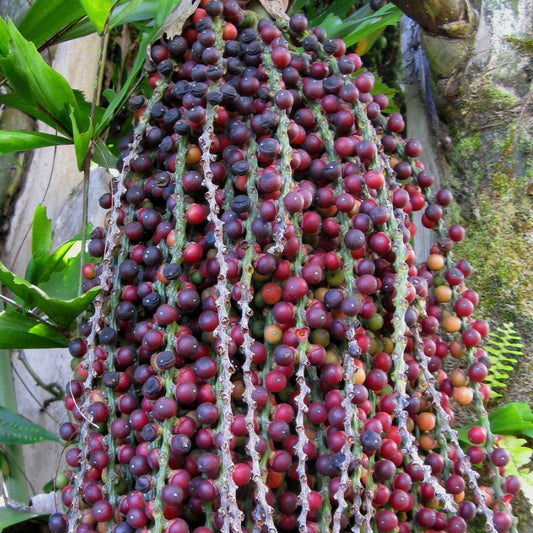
[[450, 339, 466, 358], [450, 369, 468, 387], [416, 412, 436, 432], [186, 145, 201, 165], [454, 491, 465, 503], [434, 285, 452, 303], [266, 468, 283, 488], [419, 433, 438, 451], [264, 325, 283, 344], [441, 315, 462, 333], [453, 386, 474, 405], [353, 366, 366, 385], [426, 253, 445, 271]]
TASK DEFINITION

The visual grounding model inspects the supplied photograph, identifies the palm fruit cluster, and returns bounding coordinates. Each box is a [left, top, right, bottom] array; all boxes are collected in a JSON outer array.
[[50, 1, 518, 532]]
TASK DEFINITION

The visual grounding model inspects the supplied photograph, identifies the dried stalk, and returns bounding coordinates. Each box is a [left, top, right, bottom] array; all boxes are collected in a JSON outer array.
[[152, 140, 189, 533], [238, 136, 278, 533], [199, 115, 243, 533], [412, 328, 496, 527], [67, 80, 165, 532]]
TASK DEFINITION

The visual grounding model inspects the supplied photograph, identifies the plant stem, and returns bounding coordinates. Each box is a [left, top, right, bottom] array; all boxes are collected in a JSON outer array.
[[79, 28, 110, 298]]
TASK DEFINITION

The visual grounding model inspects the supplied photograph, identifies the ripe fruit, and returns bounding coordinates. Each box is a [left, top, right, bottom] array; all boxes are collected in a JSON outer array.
[[55, 4, 514, 533]]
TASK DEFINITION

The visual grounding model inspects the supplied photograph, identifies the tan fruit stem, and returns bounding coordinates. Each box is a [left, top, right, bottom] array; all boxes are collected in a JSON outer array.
[[152, 138, 189, 533], [379, 150, 460, 514], [290, 226, 312, 532], [238, 135, 278, 532], [262, 42, 313, 531], [412, 328, 497, 529], [301, 37, 369, 530], [102, 208, 134, 532], [309, 101, 366, 531], [67, 80, 166, 533], [199, 113, 243, 533]]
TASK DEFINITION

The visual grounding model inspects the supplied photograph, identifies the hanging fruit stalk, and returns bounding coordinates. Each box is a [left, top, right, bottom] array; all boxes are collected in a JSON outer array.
[[49, 2, 518, 533]]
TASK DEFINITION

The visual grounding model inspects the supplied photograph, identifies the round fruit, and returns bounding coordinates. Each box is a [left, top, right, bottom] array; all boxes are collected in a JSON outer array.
[[58, 5, 515, 532]]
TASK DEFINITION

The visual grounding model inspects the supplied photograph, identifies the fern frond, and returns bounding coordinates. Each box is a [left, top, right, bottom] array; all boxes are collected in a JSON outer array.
[[484, 322, 524, 398]]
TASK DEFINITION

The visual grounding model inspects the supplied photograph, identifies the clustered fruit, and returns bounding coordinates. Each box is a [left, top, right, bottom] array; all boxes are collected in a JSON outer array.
[[49, 1, 518, 532]]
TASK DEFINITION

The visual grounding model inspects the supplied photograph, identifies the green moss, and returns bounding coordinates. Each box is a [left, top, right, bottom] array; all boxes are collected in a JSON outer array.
[[449, 126, 533, 323], [451, 132, 484, 186], [482, 83, 516, 110], [455, 133, 481, 158], [505, 36, 533, 55], [457, 78, 517, 119]]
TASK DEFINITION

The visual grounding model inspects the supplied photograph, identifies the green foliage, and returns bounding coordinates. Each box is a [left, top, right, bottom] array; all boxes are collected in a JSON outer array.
[[17, 0, 176, 47], [0, 130, 72, 156], [290, 1, 401, 53], [70, 106, 94, 170], [318, 4, 402, 50], [0, 260, 98, 330], [0, 449, 9, 479], [484, 322, 524, 397], [458, 402, 533, 444], [0, 17, 89, 135], [16, 0, 86, 48], [0, 406, 59, 445], [25, 205, 52, 285], [0, 205, 97, 348], [490, 402, 533, 438], [24, 207, 90, 300], [0, 0, 182, 167], [500, 435, 533, 513], [0, 507, 40, 529], [0, 310, 69, 349], [78, 0, 114, 34]]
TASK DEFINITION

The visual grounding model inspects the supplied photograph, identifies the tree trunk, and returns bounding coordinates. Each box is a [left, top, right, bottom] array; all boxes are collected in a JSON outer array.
[[392, 0, 475, 36], [396, 1, 533, 528]]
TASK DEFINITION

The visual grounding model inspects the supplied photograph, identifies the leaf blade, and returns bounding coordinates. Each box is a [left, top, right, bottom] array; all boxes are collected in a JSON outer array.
[[0, 260, 99, 328], [0, 507, 40, 529], [489, 402, 533, 436], [0, 130, 72, 156], [0, 17, 88, 136], [79, 0, 114, 34], [0, 406, 60, 445], [0, 310, 69, 349], [70, 107, 93, 170], [17, 0, 85, 48]]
